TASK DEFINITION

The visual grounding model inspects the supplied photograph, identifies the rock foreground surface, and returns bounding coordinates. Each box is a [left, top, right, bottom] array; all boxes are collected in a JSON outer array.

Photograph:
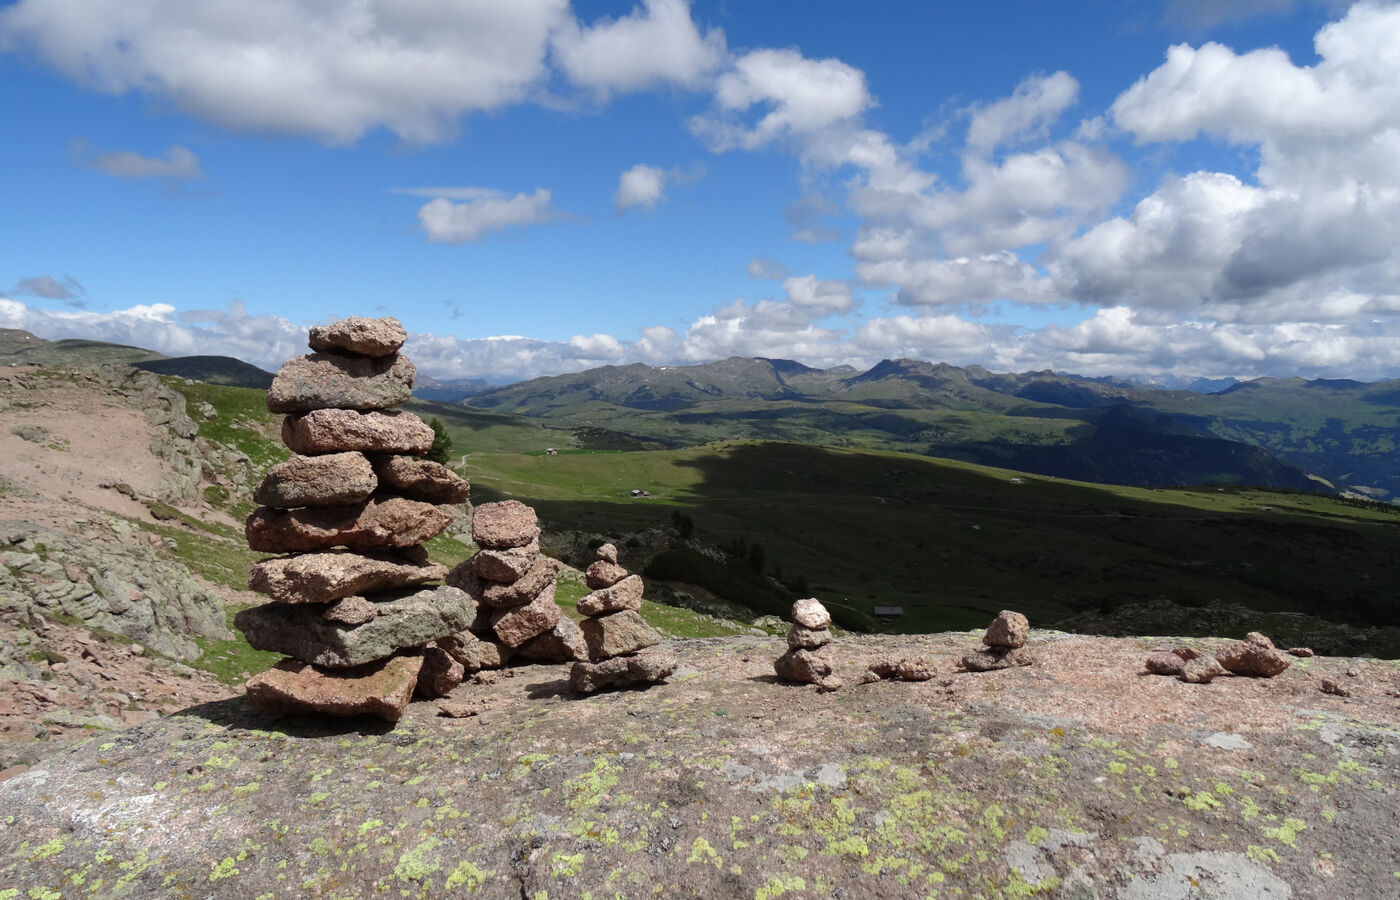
[[4, 632, 1399, 899]]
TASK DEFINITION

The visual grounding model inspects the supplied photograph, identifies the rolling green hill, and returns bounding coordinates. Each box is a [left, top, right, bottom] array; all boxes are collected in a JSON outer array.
[[460, 441, 1400, 651]]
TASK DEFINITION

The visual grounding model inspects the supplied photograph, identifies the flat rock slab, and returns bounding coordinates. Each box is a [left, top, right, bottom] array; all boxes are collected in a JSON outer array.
[[252, 452, 377, 508], [308, 317, 407, 357], [244, 654, 423, 723], [369, 455, 470, 504], [467, 540, 539, 583], [250, 550, 447, 604], [516, 615, 588, 664], [267, 351, 415, 413], [576, 574, 644, 616], [962, 646, 1035, 672], [580, 609, 661, 661], [489, 584, 562, 648], [282, 409, 434, 455], [235, 585, 475, 668], [570, 648, 678, 694], [451, 557, 562, 609], [584, 560, 628, 590], [787, 624, 832, 650], [472, 500, 539, 549], [246, 498, 452, 553]]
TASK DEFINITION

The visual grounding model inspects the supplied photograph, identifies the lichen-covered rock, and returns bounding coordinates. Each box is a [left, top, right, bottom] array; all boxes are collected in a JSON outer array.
[[253, 452, 377, 508], [961, 647, 1034, 672], [1216, 641, 1291, 678], [245, 498, 452, 553], [489, 584, 562, 648], [322, 596, 377, 625], [436, 629, 512, 673], [984, 610, 1030, 649], [235, 585, 475, 668], [471, 500, 539, 549], [245, 654, 423, 722], [580, 609, 661, 661], [468, 540, 539, 584], [463, 557, 563, 609], [369, 455, 470, 504], [1179, 656, 1226, 684], [308, 316, 407, 357], [415, 645, 464, 698], [791, 598, 831, 630], [787, 624, 831, 650], [516, 616, 588, 664], [1145, 652, 1186, 676], [577, 575, 645, 616], [250, 550, 447, 604], [267, 351, 415, 413], [570, 648, 678, 694], [281, 409, 434, 455]]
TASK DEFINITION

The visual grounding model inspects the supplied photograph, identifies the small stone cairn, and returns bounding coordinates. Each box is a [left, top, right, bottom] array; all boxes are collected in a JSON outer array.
[[774, 598, 841, 692], [961, 610, 1034, 671], [236, 317, 474, 722], [443, 500, 585, 674], [568, 544, 675, 693], [1143, 631, 1291, 684]]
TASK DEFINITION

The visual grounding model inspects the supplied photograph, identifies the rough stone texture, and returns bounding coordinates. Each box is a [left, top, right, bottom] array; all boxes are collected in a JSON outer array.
[[245, 654, 423, 723], [252, 452, 377, 508], [984, 610, 1030, 649], [570, 648, 678, 694], [308, 316, 407, 358], [471, 500, 540, 549], [415, 646, 464, 699], [282, 409, 434, 456], [489, 583, 562, 648], [250, 550, 447, 604], [895, 659, 934, 681], [774, 647, 833, 683], [235, 585, 475, 669], [516, 616, 588, 664], [322, 596, 377, 625], [962, 647, 1035, 672], [466, 540, 539, 584], [1216, 641, 1292, 678], [596, 542, 619, 564], [580, 609, 661, 661], [787, 624, 832, 650], [1180, 656, 1227, 684], [474, 557, 563, 609], [245, 498, 452, 553], [436, 630, 512, 673], [791, 597, 832, 630], [584, 560, 629, 590], [1289, 647, 1315, 658], [1320, 678, 1352, 697], [576, 574, 644, 616], [1172, 646, 1204, 661], [267, 351, 415, 413], [1244, 631, 1276, 649], [369, 455, 470, 504], [1145, 652, 1187, 676]]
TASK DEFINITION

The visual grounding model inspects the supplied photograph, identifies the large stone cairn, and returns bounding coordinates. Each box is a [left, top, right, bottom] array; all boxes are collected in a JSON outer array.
[[235, 317, 473, 722], [444, 500, 584, 673], [774, 598, 841, 692], [568, 543, 675, 693]]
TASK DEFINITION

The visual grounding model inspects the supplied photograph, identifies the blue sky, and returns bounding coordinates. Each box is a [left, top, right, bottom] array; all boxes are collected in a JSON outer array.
[[4, 0, 1400, 382]]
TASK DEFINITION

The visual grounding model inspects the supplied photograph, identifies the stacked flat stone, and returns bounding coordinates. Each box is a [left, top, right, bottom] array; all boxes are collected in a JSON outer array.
[[444, 501, 584, 668], [961, 610, 1034, 672], [235, 317, 474, 722], [774, 598, 841, 692], [569, 543, 674, 694]]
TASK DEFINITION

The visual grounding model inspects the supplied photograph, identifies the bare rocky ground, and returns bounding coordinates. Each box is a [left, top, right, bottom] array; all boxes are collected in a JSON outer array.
[[3, 631, 1399, 899]]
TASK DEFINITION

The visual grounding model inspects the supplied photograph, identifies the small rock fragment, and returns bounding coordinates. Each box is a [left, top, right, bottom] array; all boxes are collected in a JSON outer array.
[[1288, 647, 1315, 658], [1145, 652, 1186, 676], [1179, 656, 1226, 684], [787, 625, 831, 651], [584, 560, 629, 590], [308, 316, 407, 357], [322, 595, 377, 625], [415, 645, 464, 698], [489, 583, 562, 648], [1216, 641, 1291, 678], [791, 598, 832, 630], [467, 540, 539, 584], [1172, 646, 1204, 661], [516, 616, 589, 664], [437, 697, 494, 719], [596, 542, 619, 564], [577, 575, 645, 616], [774, 648, 833, 683], [1320, 678, 1351, 698], [984, 610, 1030, 649]]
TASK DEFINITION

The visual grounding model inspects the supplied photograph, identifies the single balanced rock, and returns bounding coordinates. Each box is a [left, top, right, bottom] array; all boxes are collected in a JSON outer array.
[[236, 317, 474, 722], [569, 544, 674, 693], [961, 610, 1034, 672], [1142, 631, 1290, 685], [774, 597, 841, 692], [442, 501, 583, 684]]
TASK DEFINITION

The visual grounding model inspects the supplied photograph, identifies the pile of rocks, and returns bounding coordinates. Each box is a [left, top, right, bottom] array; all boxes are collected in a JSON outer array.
[[860, 657, 934, 684], [235, 317, 474, 722], [1144, 631, 1292, 684], [569, 544, 674, 693], [961, 610, 1034, 672], [774, 598, 841, 692], [444, 500, 585, 671]]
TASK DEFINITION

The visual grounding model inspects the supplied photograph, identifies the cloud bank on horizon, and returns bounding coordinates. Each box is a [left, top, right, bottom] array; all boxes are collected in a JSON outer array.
[[3, 0, 1400, 383]]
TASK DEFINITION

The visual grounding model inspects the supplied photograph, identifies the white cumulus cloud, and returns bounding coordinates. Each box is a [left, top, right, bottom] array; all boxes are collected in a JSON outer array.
[[553, 0, 725, 96], [411, 188, 561, 244], [614, 164, 668, 212]]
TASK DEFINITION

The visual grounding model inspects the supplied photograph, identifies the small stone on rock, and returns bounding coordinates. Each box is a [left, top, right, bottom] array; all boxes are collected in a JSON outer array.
[[791, 598, 831, 630], [984, 610, 1030, 649], [1145, 652, 1186, 676], [1179, 656, 1226, 684]]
